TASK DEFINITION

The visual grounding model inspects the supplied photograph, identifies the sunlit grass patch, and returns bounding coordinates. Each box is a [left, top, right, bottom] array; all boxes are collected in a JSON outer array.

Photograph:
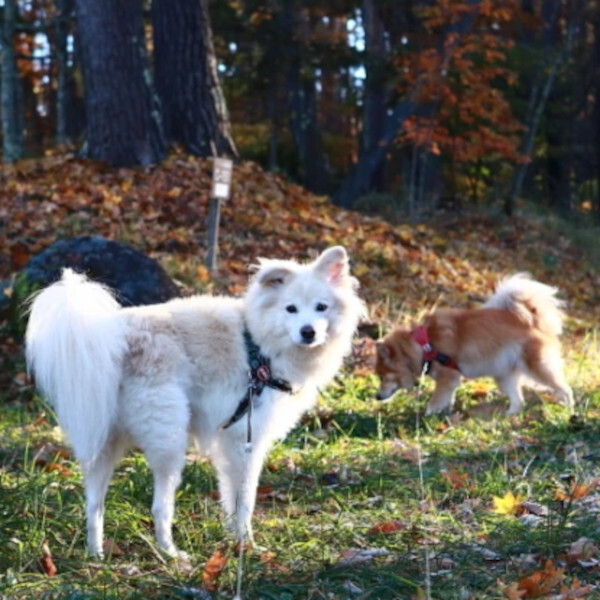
[[1, 368, 600, 598]]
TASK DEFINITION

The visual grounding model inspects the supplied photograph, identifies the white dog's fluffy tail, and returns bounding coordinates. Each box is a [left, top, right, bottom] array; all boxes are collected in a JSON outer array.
[[26, 269, 128, 464], [484, 273, 565, 336]]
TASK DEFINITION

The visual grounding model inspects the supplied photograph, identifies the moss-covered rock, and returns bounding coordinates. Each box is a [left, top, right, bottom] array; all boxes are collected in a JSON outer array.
[[8, 236, 182, 337]]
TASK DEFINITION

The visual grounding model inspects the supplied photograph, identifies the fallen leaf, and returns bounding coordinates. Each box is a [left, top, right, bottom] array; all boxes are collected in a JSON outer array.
[[40, 541, 57, 576], [336, 547, 391, 566], [493, 491, 524, 516], [201, 546, 229, 592], [503, 582, 526, 599], [367, 519, 406, 535], [102, 538, 124, 557], [567, 537, 598, 563], [550, 577, 596, 599], [517, 559, 565, 598], [556, 485, 592, 502], [520, 501, 548, 517], [441, 468, 469, 489]]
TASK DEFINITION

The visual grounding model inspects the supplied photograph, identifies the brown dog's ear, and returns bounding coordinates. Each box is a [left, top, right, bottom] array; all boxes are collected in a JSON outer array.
[[257, 266, 293, 288], [314, 246, 349, 285]]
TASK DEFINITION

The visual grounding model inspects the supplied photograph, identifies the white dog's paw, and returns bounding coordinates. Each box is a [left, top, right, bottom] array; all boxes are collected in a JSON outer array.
[[505, 401, 524, 416], [158, 545, 193, 570], [159, 543, 191, 562], [172, 549, 192, 564], [87, 543, 105, 560], [505, 408, 523, 416]]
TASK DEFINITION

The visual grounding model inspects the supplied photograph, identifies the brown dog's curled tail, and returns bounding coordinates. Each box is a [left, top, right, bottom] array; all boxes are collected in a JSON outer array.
[[483, 273, 565, 337]]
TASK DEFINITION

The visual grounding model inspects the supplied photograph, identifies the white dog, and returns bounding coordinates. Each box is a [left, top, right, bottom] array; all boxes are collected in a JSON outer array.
[[26, 246, 365, 558]]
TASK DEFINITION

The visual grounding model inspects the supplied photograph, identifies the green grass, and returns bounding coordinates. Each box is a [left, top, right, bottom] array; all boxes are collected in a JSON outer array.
[[2, 360, 600, 600]]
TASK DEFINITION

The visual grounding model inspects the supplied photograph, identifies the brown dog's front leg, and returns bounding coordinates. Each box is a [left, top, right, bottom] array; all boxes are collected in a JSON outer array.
[[425, 366, 461, 414]]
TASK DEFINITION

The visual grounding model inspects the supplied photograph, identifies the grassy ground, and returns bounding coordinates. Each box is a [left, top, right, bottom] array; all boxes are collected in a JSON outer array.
[[1, 352, 600, 599], [2, 155, 600, 598]]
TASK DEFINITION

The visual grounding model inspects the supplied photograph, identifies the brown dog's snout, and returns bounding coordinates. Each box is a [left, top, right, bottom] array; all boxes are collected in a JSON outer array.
[[375, 377, 399, 401]]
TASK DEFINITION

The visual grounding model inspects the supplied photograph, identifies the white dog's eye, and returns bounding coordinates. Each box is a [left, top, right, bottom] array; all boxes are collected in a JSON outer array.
[[315, 303, 328, 312], [286, 304, 298, 313]]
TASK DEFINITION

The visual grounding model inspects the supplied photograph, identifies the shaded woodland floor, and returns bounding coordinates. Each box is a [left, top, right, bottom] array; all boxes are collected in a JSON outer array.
[[1, 154, 600, 599]]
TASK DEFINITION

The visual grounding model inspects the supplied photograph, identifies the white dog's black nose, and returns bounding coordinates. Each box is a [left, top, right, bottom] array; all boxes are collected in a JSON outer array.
[[300, 325, 315, 343]]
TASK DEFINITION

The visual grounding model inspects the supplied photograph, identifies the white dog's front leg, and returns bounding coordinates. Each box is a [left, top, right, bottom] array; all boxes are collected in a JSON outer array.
[[213, 436, 270, 543]]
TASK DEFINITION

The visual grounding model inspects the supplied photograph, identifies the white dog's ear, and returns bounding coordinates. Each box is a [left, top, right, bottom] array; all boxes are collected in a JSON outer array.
[[257, 266, 293, 288], [314, 246, 349, 284]]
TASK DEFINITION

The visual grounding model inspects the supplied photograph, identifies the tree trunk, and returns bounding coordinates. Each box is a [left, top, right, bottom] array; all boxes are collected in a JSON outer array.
[[1, 0, 23, 163], [545, 98, 571, 215], [74, 0, 165, 166], [152, 0, 237, 158], [594, 14, 600, 222], [281, 2, 329, 194], [267, 78, 279, 171], [333, 1, 478, 209], [54, 0, 74, 146], [361, 0, 388, 192], [504, 0, 579, 216], [333, 100, 417, 208]]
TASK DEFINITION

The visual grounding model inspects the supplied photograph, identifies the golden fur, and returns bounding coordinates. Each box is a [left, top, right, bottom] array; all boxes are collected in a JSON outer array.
[[375, 274, 573, 415]]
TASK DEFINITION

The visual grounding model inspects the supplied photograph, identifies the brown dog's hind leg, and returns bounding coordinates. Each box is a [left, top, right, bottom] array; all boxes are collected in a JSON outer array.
[[527, 362, 574, 414], [524, 341, 574, 413], [495, 372, 525, 415]]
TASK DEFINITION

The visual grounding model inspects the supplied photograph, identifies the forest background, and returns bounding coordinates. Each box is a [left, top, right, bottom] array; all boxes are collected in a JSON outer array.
[[1, 0, 599, 219], [2, 1, 600, 599]]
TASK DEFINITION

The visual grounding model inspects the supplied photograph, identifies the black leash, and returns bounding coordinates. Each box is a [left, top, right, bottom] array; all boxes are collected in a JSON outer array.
[[223, 329, 293, 430]]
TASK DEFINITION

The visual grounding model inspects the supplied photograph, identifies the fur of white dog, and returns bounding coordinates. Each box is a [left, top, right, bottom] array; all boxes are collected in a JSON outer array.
[[25, 246, 365, 558]]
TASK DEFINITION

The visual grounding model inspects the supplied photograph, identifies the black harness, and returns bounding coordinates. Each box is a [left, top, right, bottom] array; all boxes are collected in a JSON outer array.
[[222, 329, 293, 430]]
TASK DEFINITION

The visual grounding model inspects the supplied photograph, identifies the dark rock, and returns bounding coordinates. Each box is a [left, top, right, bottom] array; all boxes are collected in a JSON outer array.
[[0, 280, 12, 315], [9, 236, 182, 336]]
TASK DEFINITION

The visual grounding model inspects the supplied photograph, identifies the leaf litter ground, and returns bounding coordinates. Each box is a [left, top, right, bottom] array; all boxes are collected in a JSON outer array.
[[1, 154, 600, 599]]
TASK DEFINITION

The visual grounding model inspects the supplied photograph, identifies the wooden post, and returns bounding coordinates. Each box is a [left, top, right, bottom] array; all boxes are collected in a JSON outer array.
[[206, 158, 233, 271]]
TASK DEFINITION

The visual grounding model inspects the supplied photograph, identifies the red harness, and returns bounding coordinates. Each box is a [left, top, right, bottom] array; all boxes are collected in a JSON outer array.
[[411, 325, 461, 372]]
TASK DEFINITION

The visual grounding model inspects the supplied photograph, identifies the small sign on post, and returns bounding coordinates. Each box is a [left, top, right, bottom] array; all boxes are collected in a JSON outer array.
[[206, 158, 233, 271]]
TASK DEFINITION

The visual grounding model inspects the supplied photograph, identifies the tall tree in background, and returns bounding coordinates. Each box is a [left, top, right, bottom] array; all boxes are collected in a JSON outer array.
[[280, 2, 330, 193], [152, 0, 237, 158], [593, 7, 600, 222], [504, 0, 579, 216], [360, 0, 387, 192], [1, 0, 23, 163], [53, 0, 74, 146], [74, 0, 165, 166], [3, 0, 600, 224]]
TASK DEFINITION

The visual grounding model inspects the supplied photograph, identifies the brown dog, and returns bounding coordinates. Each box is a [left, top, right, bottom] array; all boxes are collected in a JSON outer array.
[[374, 274, 573, 415]]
